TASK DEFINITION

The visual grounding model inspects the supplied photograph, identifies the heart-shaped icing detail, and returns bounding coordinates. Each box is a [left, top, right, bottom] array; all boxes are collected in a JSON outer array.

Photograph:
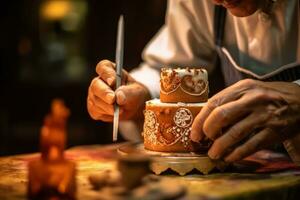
[[181, 75, 207, 95]]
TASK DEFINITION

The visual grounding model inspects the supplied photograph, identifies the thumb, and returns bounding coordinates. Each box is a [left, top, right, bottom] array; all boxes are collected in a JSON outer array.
[[115, 83, 149, 106], [116, 86, 127, 106]]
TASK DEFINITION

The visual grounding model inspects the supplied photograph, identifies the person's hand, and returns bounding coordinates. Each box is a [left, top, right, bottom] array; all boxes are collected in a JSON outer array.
[[87, 60, 151, 122], [190, 79, 300, 162]]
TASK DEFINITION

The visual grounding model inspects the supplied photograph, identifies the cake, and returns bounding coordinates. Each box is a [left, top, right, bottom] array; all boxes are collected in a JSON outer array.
[[160, 68, 208, 103], [142, 67, 211, 152]]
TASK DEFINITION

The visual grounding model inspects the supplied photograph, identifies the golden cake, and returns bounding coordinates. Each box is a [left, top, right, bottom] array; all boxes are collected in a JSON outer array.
[[143, 99, 210, 152], [160, 68, 208, 103], [142, 67, 210, 153]]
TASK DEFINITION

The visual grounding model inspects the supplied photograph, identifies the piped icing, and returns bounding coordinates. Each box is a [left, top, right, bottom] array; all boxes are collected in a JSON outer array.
[[160, 67, 208, 96]]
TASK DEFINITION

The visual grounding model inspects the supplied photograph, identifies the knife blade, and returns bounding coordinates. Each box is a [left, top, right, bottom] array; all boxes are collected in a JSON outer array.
[[113, 15, 124, 142]]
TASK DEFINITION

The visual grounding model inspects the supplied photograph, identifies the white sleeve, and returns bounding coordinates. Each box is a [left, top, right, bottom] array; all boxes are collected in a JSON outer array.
[[130, 0, 216, 99]]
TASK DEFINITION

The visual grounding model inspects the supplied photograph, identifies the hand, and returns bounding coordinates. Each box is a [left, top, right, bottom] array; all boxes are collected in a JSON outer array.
[[190, 79, 300, 162], [87, 60, 151, 122]]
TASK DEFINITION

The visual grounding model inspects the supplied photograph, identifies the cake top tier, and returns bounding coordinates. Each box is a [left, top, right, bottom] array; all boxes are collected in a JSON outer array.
[[162, 67, 207, 78], [160, 67, 208, 103]]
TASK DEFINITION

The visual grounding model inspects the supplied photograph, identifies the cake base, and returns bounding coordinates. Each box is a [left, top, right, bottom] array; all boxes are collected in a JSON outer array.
[[118, 143, 228, 176]]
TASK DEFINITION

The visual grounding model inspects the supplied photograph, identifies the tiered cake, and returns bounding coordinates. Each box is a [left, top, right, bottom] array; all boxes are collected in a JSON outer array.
[[142, 68, 211, 152]]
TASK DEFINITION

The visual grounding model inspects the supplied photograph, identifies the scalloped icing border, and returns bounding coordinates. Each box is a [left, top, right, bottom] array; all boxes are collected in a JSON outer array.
[[160, 80, 208, 97]]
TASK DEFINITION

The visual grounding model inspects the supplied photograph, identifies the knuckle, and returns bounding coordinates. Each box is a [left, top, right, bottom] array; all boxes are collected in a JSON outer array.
[[90, 77, 98, 88], [88, 108, 98, 120], [227, 125, 243, 141], [213, 106, 228, 123], [96, 60, 114, 75], [239, 78, 256, 88], [252, 89, 269, 101], [90, 113, 98, 121], [90, 78, 99, 93], [207, 98, 219, 110], [101, 68, 115, 79], [99, 59, 113, 66]]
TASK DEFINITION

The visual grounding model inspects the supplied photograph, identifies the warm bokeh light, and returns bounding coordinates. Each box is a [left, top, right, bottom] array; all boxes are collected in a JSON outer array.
[[40, 0, 72, 20]]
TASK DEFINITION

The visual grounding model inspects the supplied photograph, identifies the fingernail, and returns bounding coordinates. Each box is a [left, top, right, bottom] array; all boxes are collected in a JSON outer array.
[[190, 130, 201, 142], [117, 91, 126, 105], [208, 150, 220, 160], [107, 78, 113, 86], [106, 92, 115, 103]]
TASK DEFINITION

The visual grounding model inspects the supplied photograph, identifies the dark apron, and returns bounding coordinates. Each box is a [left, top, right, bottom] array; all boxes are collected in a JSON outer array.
[[214, 6, 300, 86]]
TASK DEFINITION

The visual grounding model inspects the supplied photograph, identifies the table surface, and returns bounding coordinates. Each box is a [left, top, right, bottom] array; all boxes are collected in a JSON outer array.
[[1, 143, 300, 200]]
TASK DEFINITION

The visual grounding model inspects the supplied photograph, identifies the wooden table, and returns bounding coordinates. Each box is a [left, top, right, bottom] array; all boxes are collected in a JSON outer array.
[[1, 144, 300, 200]]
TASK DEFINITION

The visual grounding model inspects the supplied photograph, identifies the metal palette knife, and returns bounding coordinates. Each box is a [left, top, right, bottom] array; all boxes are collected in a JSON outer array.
[[113, 15, 124, 141]]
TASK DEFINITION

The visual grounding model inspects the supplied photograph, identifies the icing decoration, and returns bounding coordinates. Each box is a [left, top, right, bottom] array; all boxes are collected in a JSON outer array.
[[143, 107, 195, 148], [173, 108, 193, 128], [143, 110, 159, 145], [160, 68, 208, 96]]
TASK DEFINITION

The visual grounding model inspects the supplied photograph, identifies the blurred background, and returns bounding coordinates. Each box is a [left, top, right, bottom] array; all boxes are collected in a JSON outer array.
[[0, 0, 167, 156]]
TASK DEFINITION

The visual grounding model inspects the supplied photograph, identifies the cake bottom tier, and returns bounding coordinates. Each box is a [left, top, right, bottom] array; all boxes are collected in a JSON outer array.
[[142, 99, 211, 152]]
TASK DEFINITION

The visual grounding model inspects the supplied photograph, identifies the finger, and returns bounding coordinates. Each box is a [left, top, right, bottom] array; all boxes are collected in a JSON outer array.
[[202, 92, 268, 140], [115, 83, 146, 106], [90, 92, 125, 117], [97, 114, 114, 122], [89, 94, 114, 115], [206, 79, 259, 106], [88, 99, 112, 121], [87, 97, 116, 122], [96, 60, 130, 87], [116, 89, 127, 106], [207, 112, 264, 160], [90, 78, 115, 104], [96, 60, 116, 86], [190, 79, 257, 142], [191, 102, 216, 142], [224, 128, 280, 162]]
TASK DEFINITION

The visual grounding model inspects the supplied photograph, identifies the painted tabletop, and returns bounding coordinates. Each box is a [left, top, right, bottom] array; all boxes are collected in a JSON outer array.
[[1, 144, 300, 200]]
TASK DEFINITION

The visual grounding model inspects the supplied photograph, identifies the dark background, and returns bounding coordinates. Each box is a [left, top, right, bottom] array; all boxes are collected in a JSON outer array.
[[0, 0, 167, 156]]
